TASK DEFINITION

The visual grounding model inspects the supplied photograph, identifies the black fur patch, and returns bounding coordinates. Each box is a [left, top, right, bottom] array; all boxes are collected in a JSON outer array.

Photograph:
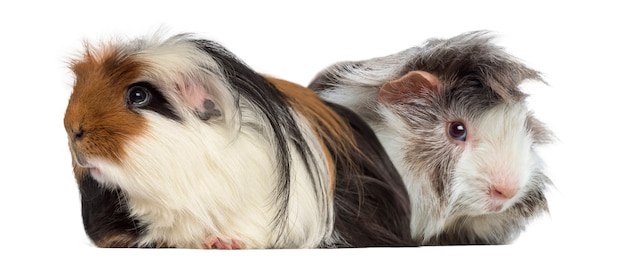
[[325, 102, 415, 247], [78, 170, 142, 247], [126, 81, 181, 122]]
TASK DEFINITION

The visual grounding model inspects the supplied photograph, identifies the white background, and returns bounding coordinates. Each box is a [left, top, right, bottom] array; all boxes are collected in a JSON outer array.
[[0, 0, 623, 260]]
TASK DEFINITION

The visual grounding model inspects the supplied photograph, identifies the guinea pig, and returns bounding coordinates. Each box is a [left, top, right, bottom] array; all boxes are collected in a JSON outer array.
[[63, 33, 414, 248], [309, 30, 553, 245]]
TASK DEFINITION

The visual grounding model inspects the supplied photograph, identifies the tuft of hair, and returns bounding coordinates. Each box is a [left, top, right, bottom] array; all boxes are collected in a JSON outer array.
[[309, 30, 546, 121]]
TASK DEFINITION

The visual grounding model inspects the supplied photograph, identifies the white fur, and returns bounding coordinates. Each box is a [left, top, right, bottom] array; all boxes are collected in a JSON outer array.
[[375, 102, 538, 243], [372, 107, 439, 239], [449, 103, 535, 217], [282, 111, 336, 247], [132, 35, 241, 132], [90, 109, 331, 248]]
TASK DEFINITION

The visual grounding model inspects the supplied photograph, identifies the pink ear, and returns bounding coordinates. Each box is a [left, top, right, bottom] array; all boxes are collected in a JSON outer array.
[[378, 70, 440, 104], [178, 82, 222, 120]]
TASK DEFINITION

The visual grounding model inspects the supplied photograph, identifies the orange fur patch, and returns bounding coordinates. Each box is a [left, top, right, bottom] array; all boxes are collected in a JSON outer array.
[[64, 45, 147, 180]]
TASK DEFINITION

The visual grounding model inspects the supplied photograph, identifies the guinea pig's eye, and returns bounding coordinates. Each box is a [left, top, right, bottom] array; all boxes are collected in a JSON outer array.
[[126, 85, 152, 108], [448, 121, 467, 141]]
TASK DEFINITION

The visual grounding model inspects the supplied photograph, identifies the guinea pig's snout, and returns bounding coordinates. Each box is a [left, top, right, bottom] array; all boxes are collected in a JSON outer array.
[[66, 124, 90, 167], [70, 126, 85, 142], [489, 184, 518, 200], [487, 183, 520, 212], [73, 150, 89, 167]]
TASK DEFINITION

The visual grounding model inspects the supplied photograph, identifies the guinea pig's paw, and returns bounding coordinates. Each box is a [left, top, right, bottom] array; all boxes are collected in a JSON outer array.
[[203, 236, 243, 250]]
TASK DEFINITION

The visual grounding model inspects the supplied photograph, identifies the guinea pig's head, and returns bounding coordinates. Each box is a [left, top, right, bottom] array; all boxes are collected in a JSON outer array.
[[64, 34, 237, 191], [378, 68, 552, 217]]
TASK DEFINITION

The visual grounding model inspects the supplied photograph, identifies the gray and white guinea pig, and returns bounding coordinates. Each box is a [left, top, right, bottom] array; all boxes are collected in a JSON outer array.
[[309, 30, 553, 245], [64, 33, 414, 248]]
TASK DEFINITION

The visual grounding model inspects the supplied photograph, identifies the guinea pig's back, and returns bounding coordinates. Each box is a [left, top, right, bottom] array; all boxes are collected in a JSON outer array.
[[266, 76, 414, 247], [325, 101, 414, 247]]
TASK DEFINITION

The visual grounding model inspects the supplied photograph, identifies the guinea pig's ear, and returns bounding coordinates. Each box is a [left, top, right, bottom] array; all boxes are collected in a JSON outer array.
[[378, 70, 440, 104], [176, 80, 223, 121]]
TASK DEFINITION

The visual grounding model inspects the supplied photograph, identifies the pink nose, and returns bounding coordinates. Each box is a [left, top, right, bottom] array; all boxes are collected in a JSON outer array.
[[489, 185, 518, 199]]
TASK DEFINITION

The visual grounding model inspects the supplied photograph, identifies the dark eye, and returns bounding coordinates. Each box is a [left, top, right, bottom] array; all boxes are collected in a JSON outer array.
[[448, 121, 467, 141], [127, 85, 152, 107]]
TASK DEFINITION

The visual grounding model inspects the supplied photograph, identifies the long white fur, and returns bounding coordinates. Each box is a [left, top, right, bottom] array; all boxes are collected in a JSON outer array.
[[375, 102, 540, 243], [87, 35, 335, 248]]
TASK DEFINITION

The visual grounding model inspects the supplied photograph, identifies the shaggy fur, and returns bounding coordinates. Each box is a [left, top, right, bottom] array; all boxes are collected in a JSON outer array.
[[64, 33, 413, 248], [309, 30, 553, 245]]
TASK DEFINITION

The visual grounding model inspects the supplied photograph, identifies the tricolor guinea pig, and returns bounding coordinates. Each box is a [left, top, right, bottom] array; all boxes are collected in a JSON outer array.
[[309, 30, 553, 245], [63, 33, 414, 248]]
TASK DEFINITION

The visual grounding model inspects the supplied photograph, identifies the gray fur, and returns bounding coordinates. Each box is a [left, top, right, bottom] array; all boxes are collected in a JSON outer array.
[[310, 30, 553, 245]]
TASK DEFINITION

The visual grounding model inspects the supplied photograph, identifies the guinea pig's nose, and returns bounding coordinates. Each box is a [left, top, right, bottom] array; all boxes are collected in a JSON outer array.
[[72, 127, 85, 141], [489, 185, 518, 200]]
